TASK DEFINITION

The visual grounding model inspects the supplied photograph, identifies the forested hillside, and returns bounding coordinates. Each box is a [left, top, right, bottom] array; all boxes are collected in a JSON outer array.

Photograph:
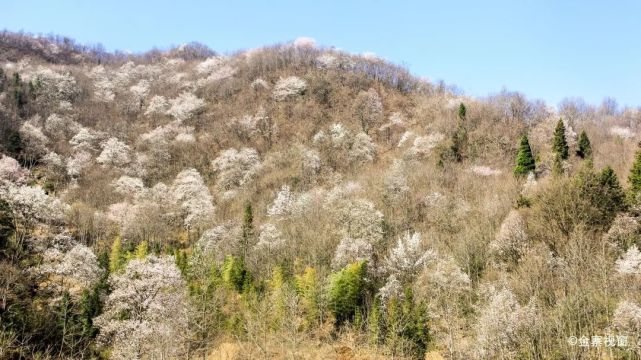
[[1, 32, 641, 359]]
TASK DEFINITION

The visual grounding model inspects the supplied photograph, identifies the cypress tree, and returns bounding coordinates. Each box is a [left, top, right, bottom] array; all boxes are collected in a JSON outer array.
[[552, 119, 569, 160], [458, 103, 466, 120], [513, 135, 536, 177], [576, 130, 592, 159], [629, 142, 641, 197]]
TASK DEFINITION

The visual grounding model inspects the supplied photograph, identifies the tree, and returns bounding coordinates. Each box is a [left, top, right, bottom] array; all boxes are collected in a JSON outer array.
[[513, 135, 535, 177], [353, 88, 383, 133], [629, 142, 641, 197], [552, 119, 569, 160], [576, 130, 592, 159], [295, 267, 320, 329], [597, 166, 626, 216], [94, 255, 191, 359], [109, 236, 123, 273], [458, 103, 466, 120], [327, 261, 367, 324], [222, 255, 249, 292], [96, 137, 131, 167], [0, 199, 15, 252], [241, 201, 254, 259], [272, 76, 307, 101]]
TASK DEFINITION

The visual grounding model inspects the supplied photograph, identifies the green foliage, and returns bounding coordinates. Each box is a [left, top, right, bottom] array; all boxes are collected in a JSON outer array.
[[552, 119, 569, 160], [134, 241, 148, 259], [458, 103, 466, 120], [552, 153, 564, 177], [368, 298, 382, 346], [327, 261, 367, 324], [222, 255, 250, 292], [513, 135, 536, 177], [241, 201, 254, 258], [295, 266, 321, 329], [109, 236, 123, 273], [576, 130, 592, 159], [628, 142, 641, 197], [175, 248, 188, 275], [597, 166, 626, 216], [0, 199, 15, 252]]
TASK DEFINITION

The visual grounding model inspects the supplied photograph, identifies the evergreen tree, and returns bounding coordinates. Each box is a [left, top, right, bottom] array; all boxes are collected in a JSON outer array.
[[134, 241, 148, 259], [327, 261, 367, 324], [458, 103, 466, 120], [576, 130, 592, 159], [598, 166, 626, 215], [109, 236, 123, 273], [552, 119, 569, 160], [222, 255, 249, 292], [553, 153, 564, 177], [513, 135, 536, 177], [629, 142, 641, 197]]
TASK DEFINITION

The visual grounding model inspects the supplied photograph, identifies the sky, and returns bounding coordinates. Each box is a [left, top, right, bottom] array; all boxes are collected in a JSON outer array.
[[2, 0, 640, 108]]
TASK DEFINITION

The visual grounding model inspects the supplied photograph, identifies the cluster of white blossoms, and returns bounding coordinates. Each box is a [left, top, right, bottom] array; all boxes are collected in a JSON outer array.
[[19, 120, 50, 156], [250, 78, 270, 90], [195, 56, 237, 86], [385, 231, 436, 281], [189, 223, 241, 274], [95, 255, 191, 360], [112, 175, 145, 198], [44, 113, 81, 140], [406, 133, 446, 159], [384, 159, 410, 202], [316, 53, 340, 69], [96, 137, 131, 167], [139, 120, 195, 144], [171, 168, 215, 229], [332, 198, 384, 268], [211, 147, 261, 198], [474, 286, 539, 359], [0, 182, 67, 224], [313, 123, 377, 166], [66, 150, 93, 178], [272, 76, 307, 101], [611, 300, 641, 336], [489, 210, 528, 264], [144, 95, 169, 117], [166, 92, 205, 121], [616, 245, 641, 275], [38, 241, 102, 298], [0, 155, 28, 184], [255, 223, 285, 253], [69, 127, 102, 151], [267, 185, 296, 219], [32, 68, 80, 105], [469, 165, 502, 177], [610, 126, 635, 140]]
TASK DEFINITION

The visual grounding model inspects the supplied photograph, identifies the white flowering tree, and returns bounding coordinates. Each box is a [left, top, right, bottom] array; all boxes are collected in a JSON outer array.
[[0, 155, 28, 184], [144, 95, 169, 117], [385, 231, 435, 281], [0, 182, 67, 226], [272, 76, 307, 101], [166, 92, 205, 121], [211, 148, 261, 197], [384, 159, 409, 203], [95, 255, 191, 360], [353, 88, 383, 133], [489, 210, 528, 264], [616, 245, 641, 275], [171, 169, 215, 230], [66, 150, 93, 178], [38, 242, 102, 298], [97, 137, 131, 167], [474, 286, 539, 359]]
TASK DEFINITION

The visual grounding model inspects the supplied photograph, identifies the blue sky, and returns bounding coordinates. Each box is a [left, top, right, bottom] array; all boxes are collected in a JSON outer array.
[[3, 0, 640, 108]]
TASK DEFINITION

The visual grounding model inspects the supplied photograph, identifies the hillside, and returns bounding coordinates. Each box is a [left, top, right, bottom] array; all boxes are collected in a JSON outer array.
[[1, 32, 641, 359]]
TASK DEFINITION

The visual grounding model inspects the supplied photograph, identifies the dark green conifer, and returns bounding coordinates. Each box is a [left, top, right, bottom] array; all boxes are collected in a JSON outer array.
[[513, 135, 536, 177], [576, 130, 592, 159], [552, 119, 569, 160]]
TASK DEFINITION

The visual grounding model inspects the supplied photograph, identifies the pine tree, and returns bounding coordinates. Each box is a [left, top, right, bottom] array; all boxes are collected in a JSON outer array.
[[629, 142, 641, 197], [222, 255, 248, 292], [108, 236, 123, 273], [458, 103, 466, 120], [576, 130, 592, 159], [599, 166, 626, 215], [552, 119, 569, 160], [513, 135, 536, 177]]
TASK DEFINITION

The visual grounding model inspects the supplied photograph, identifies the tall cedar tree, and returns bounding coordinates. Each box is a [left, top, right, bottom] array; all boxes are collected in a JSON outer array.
[[458, 103, 466, 120], [629, 142, 641, 196], [576, 130, 592, 159], [552, 119, 569, 160], [598, 166, 626, 216], [514, 135, 536, 177]]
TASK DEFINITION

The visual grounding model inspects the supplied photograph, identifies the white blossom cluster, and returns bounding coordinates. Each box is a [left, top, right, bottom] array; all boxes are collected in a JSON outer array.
[[272, 76, 307, 101], [166, 92, 205, 121], [38, 240, 102, 298], [616, 245, 641, 275], [0, 182, 67, 224], [385, 231, 436, 280], [211, 147, 261, 198], [0, 155, 28, 184], [406, 133, 445, 159], [95, 255, 190, 360], [96, 137, 131, 167], [489, 210, 528, 264], [171, 168, 215, 229]]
